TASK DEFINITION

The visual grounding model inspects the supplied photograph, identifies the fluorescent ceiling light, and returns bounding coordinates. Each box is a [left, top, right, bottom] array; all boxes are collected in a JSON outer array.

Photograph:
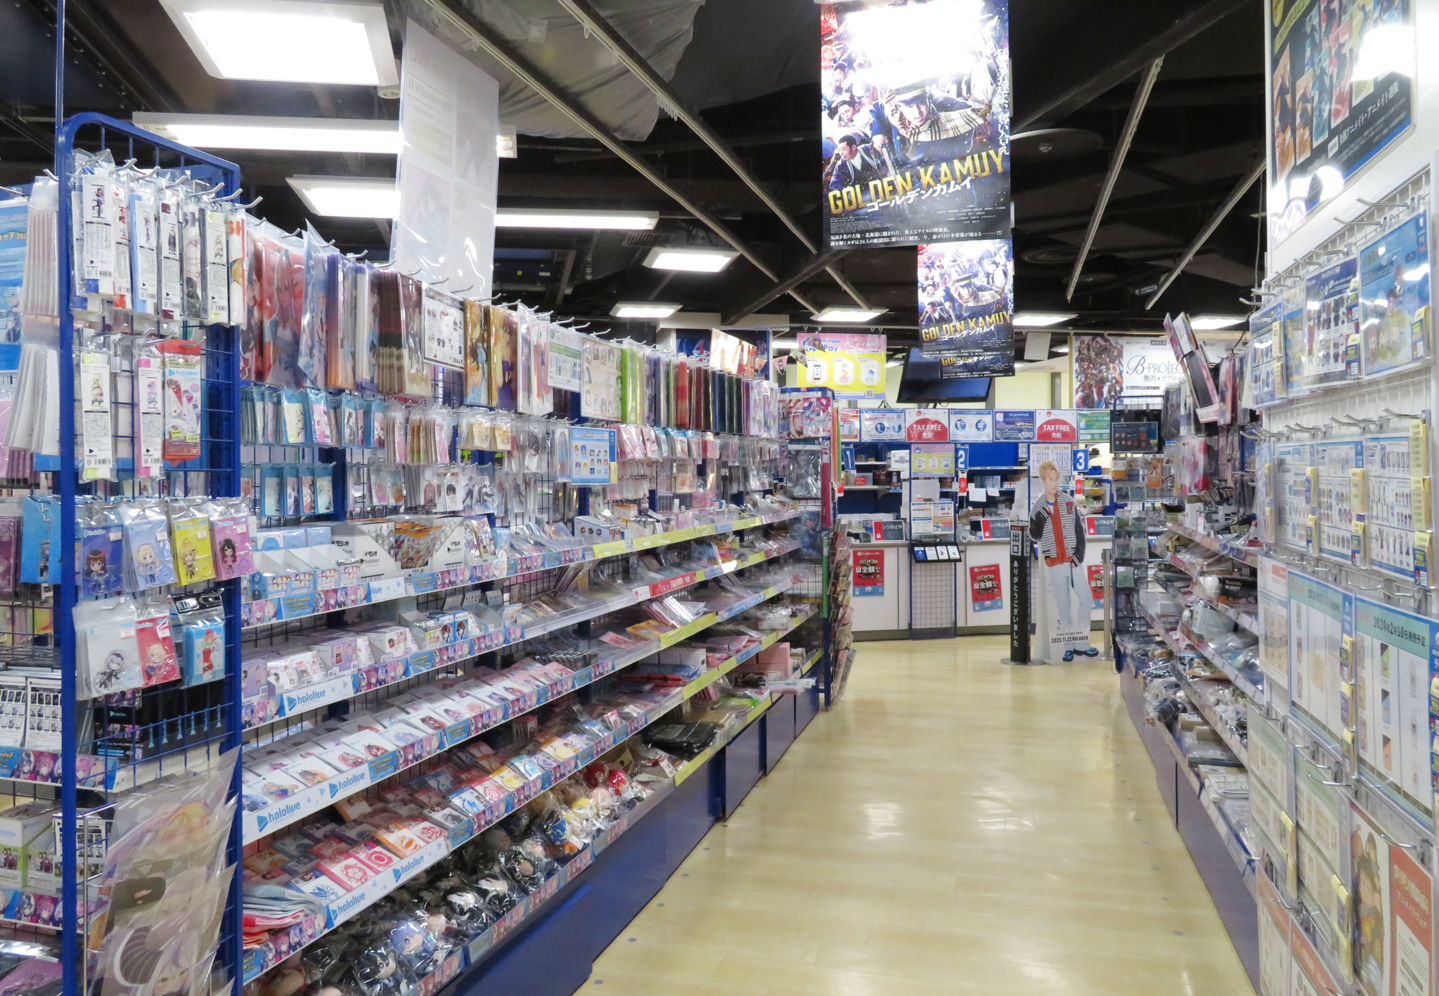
[[132, 112, 400, 153], [811, 307, 886, 323], [497, 127, 517, 159], [610, 302, 680, 319], [160, 0, 398, 86], [771, 338, 799, 349], [287, 175, 398, 218], [643, 247, 739, 273], [1190, 315, 1245, 329], [1053, 345, 1070, 353], [498, 208, 659, 230], [1012, 312, 1076, 327]]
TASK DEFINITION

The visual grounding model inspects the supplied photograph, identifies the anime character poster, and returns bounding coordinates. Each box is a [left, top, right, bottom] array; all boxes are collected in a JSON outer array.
[[1268, 0, 1414, 245], [1351, 800, 1389, 996], [916, 239, 1013, 376], [822, 0, 1010, 247]]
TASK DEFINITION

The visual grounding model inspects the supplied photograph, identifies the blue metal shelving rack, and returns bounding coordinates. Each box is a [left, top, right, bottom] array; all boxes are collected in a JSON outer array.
[[54, 113, 242, 996]]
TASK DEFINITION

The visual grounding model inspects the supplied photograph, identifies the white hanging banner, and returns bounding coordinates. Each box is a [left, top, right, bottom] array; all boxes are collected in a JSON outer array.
[[393, 21, 500, 298]]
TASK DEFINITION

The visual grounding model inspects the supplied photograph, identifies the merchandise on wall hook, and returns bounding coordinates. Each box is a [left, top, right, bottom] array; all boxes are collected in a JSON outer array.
[[1305, 773, 1347, 787], [237, 195, 263, 210], [214, 189, 243, 202]]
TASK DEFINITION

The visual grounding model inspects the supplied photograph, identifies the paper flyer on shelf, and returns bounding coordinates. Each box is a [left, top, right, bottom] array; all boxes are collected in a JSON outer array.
[[820, 0, 1011, 247], [1287, 570, 1345, 738], [1350, 595, 1434, 812]]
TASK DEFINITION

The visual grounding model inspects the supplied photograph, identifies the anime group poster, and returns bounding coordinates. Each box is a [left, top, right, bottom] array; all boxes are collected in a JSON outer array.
[[1268, 0, 1413, 244], [916, 239, 1013, 375], [822, 0, 1011, 247]]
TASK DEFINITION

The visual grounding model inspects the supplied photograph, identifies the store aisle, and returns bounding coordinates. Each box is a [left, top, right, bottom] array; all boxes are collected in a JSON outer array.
[[583, 636, 1254, 996]]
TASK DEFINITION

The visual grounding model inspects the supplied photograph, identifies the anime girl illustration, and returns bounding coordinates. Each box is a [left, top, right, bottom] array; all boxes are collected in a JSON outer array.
[[84, 549, 109, 592], [135, 544, 161, 586], [1353, 825, 1385, 993]]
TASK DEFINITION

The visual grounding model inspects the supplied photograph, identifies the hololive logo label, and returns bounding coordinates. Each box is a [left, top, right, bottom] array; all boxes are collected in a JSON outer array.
[[328, 885, 377, 922], [255, 798, 305, 831], [328, 769, 370, 798], [285, 684, 338, 712]]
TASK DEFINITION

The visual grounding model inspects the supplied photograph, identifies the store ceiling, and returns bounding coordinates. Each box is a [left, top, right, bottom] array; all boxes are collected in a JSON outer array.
[[0, 0, 1265, 357]]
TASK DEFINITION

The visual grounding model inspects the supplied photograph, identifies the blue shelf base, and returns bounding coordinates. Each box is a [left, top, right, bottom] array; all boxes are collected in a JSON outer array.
[[445, 697, 817, 996]]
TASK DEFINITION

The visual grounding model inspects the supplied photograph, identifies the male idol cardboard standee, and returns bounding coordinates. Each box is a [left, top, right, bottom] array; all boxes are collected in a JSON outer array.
[[1029, 461, 1099, 661]]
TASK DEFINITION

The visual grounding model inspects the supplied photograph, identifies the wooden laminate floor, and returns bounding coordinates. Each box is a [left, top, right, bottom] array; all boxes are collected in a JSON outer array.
[[583, 636, 1254, 996]]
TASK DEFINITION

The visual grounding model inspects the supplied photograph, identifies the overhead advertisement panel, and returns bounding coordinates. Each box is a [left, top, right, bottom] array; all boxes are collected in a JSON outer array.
[[916, 239, 1013, 375], [1266, 0, 1414, 246], [821, 0, 1011, 247]]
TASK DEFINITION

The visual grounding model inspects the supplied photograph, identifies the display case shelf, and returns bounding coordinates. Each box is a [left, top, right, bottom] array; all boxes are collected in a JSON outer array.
[[1167, 522, 1261, 568]]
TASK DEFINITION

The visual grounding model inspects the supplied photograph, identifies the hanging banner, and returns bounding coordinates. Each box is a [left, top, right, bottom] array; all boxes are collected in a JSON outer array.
[[820, 0, 1011, 247], [1266, 0, 1414, 247], [852, 549, 885, 595], [393, 21, 499, 296], [969, 564, 1002, 612], [1072, 335, 1182, 406], [917, 240, 1014, 376]]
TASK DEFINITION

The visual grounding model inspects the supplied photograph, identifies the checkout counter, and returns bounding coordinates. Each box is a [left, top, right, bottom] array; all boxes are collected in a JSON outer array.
[[847, 515, 1114, 640]]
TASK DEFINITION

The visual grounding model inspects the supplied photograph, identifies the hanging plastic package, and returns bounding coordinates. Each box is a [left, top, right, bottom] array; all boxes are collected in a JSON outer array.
[[77, 335, 114, 481], [157, 183, 183, 321], [135, 593, 180, 686], [169, 498, 216, 586], [299, 223, 333, 388], [160, 337, 203, 463], [18, 495, 59, 585], [179, 183, 205, 320], [202, 195, 229, 324], [73, 596, 142, 699], [175, 591, 226, 687], [79, 499, 124, 596], [133, 335, 165, 477], [120, 499, 177, 590], [110, 171, 132, 312], [128, 180, 159, 316], [0, 497, 21, 596], [227, 204, 246, 325], [206, 496, 255, 580]]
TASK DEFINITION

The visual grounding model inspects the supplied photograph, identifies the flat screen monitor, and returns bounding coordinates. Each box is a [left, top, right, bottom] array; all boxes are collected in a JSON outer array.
[[896, 349, 992, 403]]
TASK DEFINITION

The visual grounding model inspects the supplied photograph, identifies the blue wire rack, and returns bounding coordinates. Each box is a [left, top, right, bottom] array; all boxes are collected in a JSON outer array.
[[54, 113, 242, 996]]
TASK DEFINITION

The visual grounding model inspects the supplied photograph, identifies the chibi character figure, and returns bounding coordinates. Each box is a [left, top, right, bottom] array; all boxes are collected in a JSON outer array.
[[199, 629, 221, 674], [135, 544, 161, 585], [36, 541, 49, 581], [337, 751, 366, 769], [144, 643, 169, 683], [1029, 461, 1098, 662], [84, 550, 109, 592], [180, 547, 198, 580], [219, 538, 238, 572], [98, 650, 129, 691], [264, 782, 295, 801], [364, 744, 389, 758]]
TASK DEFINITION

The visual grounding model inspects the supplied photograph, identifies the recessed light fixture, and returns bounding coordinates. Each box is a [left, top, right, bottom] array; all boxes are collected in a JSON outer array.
[[287, 175, 398, 218], [498, 208, 659, 230], [770, 338, 799, 350], [642, 247, 739, 273], [1053, 345, 1070, 354], [159, 0, 398, 86], [1189, 315, 1246, 329], [1012, 312, 1076, 327], [133, 112, 401, 153], [611, 302, 681, 319], [811, 307, 885, 323]]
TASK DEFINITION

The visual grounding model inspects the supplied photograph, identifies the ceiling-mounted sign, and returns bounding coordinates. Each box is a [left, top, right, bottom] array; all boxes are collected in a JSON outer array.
[[1072, 334, 1182, 405], [797, 331, 888, 398], [1266, 0, 1414, 247], [820, 0, 1011, 247], [905, 410, 950, 442], [392, 20, 499, 297], [917, 240, 1015, 377], [1034, 410, 1077, 443]]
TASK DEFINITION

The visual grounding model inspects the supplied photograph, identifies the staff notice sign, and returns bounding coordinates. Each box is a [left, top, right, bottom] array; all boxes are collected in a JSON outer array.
[[853, 549, 885, 595]]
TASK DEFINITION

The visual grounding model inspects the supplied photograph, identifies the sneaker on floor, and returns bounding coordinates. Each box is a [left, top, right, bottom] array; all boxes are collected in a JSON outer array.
[[1084, 647, 1099, 657], [1062, 650, 1075, 662]]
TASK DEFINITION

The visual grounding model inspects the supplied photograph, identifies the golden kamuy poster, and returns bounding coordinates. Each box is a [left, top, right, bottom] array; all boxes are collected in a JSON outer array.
[[822, 0, 1011, 247]]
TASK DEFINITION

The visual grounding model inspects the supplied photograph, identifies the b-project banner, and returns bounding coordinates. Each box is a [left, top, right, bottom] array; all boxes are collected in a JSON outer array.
[[821, 0, 1011, 247]]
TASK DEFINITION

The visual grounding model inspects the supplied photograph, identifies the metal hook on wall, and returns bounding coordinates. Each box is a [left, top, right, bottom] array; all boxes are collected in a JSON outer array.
[[237, 195, 263, 210], [1383, 407, 1427, 421], [214, 189, 243, 202], [1380, 832, 1419, 850]]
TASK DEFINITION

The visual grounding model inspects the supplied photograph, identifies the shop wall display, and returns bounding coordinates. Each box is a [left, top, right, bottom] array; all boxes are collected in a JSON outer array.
[[820, 0, 1011, 246], [1266, 0, 1414, 246], [1358, 210, 1430, 377], [916, 240, 1014, 375]]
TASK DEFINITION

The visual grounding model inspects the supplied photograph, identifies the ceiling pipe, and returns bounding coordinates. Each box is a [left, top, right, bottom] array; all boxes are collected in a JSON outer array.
[[1065, 57, 1163, 302], [1015, 0, 1248, 130], [722, 249, 850, 326], [552, 0, 871, 311], [421, 0, 821, 313], [1143, 156, 1265, 310]]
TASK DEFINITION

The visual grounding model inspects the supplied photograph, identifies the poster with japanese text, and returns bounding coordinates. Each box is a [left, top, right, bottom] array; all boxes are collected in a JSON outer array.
[[1360, 211, 1431, 379], [852, 549, 884, 595], [1257, 556, 1291, 700], [969, 564, 1002, 612], [1363, 434, 1418, 580], [1302, 257, 1360, 390], [917, 240, 1014, 376], [1249, 299, 1288, 408], [1352, 595, 1435, 812], [1314, 439, 1363, 562], [1266, 0, 1413, 246], [1288, 570, 1345, 737], [822, 0, 1010, 246], [1276, 442, 1315, 553]]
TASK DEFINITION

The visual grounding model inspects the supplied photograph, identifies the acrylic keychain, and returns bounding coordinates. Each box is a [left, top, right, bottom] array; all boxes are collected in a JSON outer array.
[[175, 592, 225, 687], [73, 596, 142, 699], [79, 499, 124, 596], [120, 500, 177, 590], [169, 498, 216, 586], [19, 496, 59, 585], [135, 593, 180, 686], [207, 496, 255, 579]]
